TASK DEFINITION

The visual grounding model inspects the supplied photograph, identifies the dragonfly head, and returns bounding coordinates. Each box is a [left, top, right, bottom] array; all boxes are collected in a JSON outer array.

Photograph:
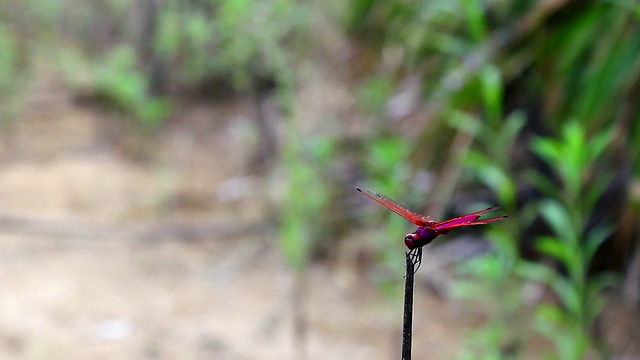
[[404, 233, 419, 249]]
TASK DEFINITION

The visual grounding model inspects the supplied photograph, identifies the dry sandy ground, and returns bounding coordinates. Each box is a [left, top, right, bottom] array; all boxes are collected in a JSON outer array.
[[0, 84, 467, 360]]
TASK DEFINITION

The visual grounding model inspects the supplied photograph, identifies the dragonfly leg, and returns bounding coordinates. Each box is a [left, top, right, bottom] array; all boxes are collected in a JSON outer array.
[[408, 247, 422, 273]]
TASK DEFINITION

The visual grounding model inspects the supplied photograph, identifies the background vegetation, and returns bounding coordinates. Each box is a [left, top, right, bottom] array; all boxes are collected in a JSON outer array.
[[1, 0, 639, 358]]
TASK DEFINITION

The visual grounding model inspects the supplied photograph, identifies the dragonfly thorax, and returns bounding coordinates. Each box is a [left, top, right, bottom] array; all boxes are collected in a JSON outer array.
[[404, 226, 438, 250]]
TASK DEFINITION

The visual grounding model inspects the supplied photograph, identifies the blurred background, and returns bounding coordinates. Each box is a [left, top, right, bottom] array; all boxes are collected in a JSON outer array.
[[0, 0, 639, 359]]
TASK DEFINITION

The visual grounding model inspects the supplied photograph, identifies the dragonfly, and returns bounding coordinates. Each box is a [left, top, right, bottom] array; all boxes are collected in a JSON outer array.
[[356, 187, 509, 272]]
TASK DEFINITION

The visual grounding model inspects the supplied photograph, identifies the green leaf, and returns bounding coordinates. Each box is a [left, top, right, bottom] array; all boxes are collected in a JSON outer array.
[[540, 200, 576, 242], [477, 163, 504, 190], [583, 174, 612, 214], [460, 0, 487, 42], [559, 122, 587, 195], [515, 260, 555, 283], [584, 224, 614, 264], [447, 110, 482, 136], [536, 236, 569, 264], [464, 149, 492, 168], [536, 231, 582, 284], [480, 65, 502, 124], [502, 111, 526, 147], [531, 138, 561, 166], [588, 126, 613, 161], [585, 271, 619, 325], [480, 165, 516, 206], [548, 275, 581, 319]]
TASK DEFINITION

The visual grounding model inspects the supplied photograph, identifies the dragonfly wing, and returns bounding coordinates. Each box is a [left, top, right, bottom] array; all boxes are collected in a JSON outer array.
[[356, 187, 432, 226], [433, 215, 510, 231], [432, 207, 502, 230]]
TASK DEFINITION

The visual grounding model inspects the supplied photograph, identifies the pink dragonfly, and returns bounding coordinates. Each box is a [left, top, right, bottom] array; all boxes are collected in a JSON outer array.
[[356, 187, 509, 270]]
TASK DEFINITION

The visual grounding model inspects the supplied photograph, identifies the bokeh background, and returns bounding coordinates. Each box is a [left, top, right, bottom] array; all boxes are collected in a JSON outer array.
[[0, 0, 639, 359]]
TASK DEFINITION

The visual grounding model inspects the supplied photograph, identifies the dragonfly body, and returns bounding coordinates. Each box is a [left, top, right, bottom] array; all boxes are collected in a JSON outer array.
[[357, 187, 508, 253]]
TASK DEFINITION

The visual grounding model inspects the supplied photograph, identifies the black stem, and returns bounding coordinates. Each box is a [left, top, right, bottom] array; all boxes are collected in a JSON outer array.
[[402, 251, 415, 360]]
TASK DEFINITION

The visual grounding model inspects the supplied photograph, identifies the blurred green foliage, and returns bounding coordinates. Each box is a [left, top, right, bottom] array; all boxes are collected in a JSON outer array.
[[94, 45, 173, 131], [349, 0, 638, 357], [279, 135, 336, 269], [450, 64, 526, 359], [348, 0, 640, 129], [520, 122, 617, 359], [154, 0, 306, 89], [0, 0, 307, 129]]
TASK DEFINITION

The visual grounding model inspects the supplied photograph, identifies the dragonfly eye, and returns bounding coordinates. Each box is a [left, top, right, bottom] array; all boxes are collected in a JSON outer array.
[[404, 234, 418, 249]]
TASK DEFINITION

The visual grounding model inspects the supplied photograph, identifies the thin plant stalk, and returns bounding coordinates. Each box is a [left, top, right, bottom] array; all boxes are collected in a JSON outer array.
[[402, 251, 415, 360]]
